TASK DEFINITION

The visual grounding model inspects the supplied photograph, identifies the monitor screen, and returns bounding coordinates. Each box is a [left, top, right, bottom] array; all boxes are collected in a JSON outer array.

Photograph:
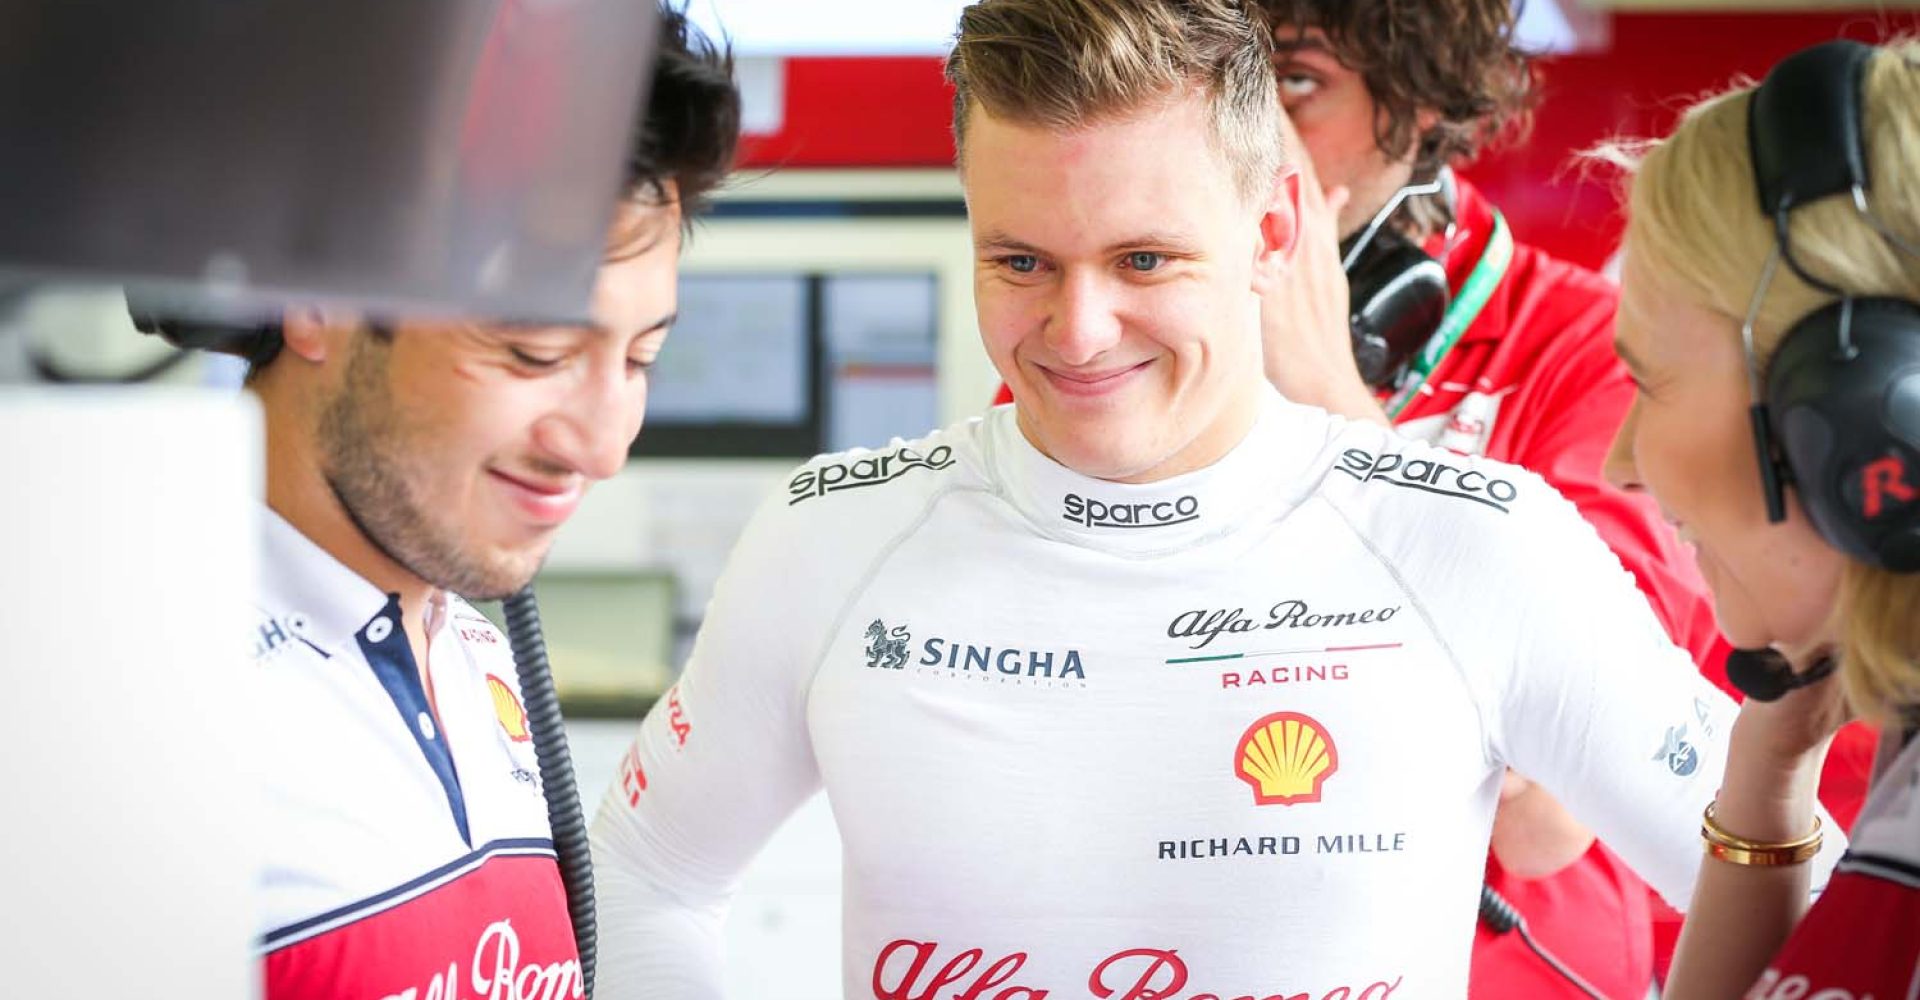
[[646, 274, 812, 426], [632, 271, 941, 459]]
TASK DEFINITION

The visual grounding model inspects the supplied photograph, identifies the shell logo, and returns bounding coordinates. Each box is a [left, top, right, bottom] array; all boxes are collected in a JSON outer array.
[[486, 675, 532, 742], [1235, 711, 1337, 806]]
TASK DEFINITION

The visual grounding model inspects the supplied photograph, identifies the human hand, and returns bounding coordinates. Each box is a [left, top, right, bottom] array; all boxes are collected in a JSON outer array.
[[1260, 110, 1383, 424], [1729, 643, 1852, 771], [1713, 643, 1850, 842]]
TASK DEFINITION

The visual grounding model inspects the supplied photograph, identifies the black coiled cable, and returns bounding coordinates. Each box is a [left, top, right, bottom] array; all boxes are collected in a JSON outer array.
[[504, 586, 597, 998], [1478, 883, 1607, 999]]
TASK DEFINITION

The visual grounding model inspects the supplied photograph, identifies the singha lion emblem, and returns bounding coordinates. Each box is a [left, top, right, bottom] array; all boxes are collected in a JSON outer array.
[[864, 619, 911, 670]]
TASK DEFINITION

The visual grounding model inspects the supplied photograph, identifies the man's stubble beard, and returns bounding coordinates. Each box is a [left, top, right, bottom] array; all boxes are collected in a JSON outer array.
[[316, 339, 543, 602]]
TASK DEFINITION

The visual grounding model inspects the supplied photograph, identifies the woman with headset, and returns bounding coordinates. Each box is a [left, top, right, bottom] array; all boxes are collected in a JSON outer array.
[[1604, 40, 1920, 996]]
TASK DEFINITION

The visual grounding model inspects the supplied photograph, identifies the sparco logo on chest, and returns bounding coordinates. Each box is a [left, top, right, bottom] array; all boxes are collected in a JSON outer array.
[[1335, 447, 1519, 513], [788, 444, 955, 504], [1062, 492, 1200, 529], [1168, 600, 1400, 650]]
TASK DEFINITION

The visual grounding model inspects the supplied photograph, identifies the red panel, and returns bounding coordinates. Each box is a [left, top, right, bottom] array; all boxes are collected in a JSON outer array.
[[740, 11, 1908, 269], [265, 852, 578, 1000], [739, 57, 957, 168], [1465, 11, 1899, 269]]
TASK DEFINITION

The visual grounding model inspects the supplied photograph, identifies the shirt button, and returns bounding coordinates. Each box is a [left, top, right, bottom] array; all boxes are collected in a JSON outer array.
[[417, 712, 437, 741], [366, 617, 393, 643]]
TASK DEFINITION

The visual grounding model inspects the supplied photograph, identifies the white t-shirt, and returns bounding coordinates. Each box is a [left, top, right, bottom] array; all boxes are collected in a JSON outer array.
[[591, 391, 1841, 999]]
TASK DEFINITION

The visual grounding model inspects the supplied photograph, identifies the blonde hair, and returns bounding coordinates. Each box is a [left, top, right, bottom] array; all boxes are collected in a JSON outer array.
[[946, 0, 1285, 203], [1609, 43, 1920, 724]]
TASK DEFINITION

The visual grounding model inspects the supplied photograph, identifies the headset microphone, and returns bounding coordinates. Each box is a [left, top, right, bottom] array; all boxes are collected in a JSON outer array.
[[1725, 647, 1838, 702], [1748, 403, 1791, 524]]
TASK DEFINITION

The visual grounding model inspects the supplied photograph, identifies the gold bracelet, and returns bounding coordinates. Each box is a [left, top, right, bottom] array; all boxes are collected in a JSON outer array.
[[1700, 802, 1823, 867]]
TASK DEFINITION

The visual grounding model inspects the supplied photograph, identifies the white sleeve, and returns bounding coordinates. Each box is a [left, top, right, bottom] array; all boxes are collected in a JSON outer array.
[[1491, 476, 1843, 907], [1357, 460, 1844, 909], [588, 487, 830, 1000]]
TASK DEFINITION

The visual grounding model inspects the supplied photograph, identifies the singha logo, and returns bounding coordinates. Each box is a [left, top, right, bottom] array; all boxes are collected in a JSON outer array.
[[865, 619, 911, 670]]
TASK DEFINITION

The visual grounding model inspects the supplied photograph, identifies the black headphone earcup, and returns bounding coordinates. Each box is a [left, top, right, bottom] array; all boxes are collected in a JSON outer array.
[[1765, 297, 1920, 571], [1346, 242, 1449, 388], [125, 291, 283, 367]]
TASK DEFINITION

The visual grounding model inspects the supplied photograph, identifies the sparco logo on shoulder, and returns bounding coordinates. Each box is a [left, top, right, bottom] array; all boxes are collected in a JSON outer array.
[[789, 444, 955, 505], [1063, 492, 1200, 529], [1335, 448, 1519, 513]]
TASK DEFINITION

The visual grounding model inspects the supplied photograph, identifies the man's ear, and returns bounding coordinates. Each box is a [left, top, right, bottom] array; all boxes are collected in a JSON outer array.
[[1252, 167, 1302, 295], [278, 308, 352, 365]]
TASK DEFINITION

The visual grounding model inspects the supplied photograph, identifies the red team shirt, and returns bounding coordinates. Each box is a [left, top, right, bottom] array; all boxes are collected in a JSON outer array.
[[1748, 729, 1920, 999], [992, 176, 1878, 995]]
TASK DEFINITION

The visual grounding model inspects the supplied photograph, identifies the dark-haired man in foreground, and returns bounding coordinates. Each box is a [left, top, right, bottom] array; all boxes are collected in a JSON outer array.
[[236, 8, 738, 997]]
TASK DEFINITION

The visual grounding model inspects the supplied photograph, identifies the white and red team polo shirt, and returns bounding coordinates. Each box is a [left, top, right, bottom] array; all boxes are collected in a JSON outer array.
[[253, 509, 580, 1000], [1747, 729, 1920, 999]]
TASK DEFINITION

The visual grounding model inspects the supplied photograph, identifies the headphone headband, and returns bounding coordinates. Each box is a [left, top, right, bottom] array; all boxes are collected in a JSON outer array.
[[1750, 40, 1873, 218]]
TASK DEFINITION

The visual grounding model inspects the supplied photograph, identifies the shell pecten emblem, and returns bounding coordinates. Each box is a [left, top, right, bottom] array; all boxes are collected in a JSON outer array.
[[487, 674, 532, 742], [1235, 711, 1337, 806]]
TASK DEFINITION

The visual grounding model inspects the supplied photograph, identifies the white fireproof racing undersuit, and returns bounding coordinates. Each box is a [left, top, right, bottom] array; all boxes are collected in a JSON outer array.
[[591, 389, 1841, 1000]]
